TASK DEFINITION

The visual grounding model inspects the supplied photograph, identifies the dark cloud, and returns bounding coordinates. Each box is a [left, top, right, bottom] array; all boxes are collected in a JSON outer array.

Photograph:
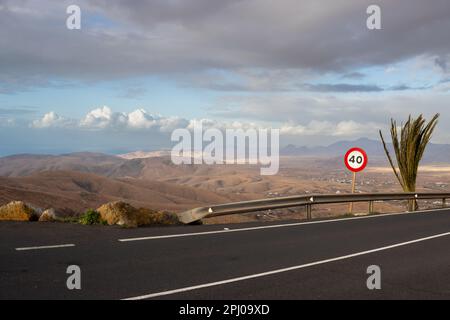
[[1, 0, 450, 92], [301, 83, 383, 92], [435, 56, 449, 72], [389, 84, 410, 91], [300, 83, 432, 93], [341, 72, 366, 80], [0, 75, 55, 94], [118, 86, 147, 99], [388, 84, 430, 91]]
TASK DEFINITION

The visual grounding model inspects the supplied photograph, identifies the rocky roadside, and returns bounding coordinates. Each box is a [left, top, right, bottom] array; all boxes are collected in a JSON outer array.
[[0, 200, 181, 228]]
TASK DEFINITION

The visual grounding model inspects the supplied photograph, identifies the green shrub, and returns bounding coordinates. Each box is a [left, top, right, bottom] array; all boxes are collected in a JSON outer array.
[[79, 209, 102, 225]]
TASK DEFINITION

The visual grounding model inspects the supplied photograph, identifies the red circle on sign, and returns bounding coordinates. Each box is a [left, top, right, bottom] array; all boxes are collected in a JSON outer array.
[[344, 147, 368, 172]]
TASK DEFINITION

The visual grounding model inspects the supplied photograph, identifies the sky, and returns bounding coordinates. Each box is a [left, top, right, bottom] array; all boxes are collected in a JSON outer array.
[[0, 0, 450, 155]]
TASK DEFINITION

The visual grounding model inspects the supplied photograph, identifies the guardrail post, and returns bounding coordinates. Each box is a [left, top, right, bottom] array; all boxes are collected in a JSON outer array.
[[443, 198, 446, 208], [408, 200, 415, 212], [306, 204, 312, 220], [368, 201, 374, 214], [408, 195, 418, 212]]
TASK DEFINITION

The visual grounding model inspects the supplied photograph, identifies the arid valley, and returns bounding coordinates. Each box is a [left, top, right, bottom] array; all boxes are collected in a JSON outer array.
[[2, 138, 450, 224]]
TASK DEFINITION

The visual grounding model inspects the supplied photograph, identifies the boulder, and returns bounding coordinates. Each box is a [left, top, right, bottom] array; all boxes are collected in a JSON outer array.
[[38, 208, 57, 222], [0, 201, 39, 221], [136, 208, 180, 226], [96, 201, 180, 227], [97, 201, 140, 228]]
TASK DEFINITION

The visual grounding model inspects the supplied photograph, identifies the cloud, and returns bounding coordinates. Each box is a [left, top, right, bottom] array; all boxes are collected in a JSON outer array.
[[80, 106, 125, 129], [118, 86, 148, 99], [434, 55, 449, 73], [0, 74, 55, 94], [4, 97, 449, 154], [208, 89, 450, 139], [26, 105, 384, 141], [126, 109, 188, 132], [31, 111, 72, 128], [388, 84, 429, 91], [27, 106, 386, 142], [0, 117, 15, 127], [179, 69, 309, 92], [300, 83, 431, 93], [280, 120, 382, 137], [32, 106, 189, 132], [127, 109, 154, 128], [301, 83, 383, 93], [2, 0, 450, 92], [0, 107, 36, 115], [156, 116, 190, 133], [385, 66, 398, 74], [341, 72, 366, 80], [186, 118, 263, 132]]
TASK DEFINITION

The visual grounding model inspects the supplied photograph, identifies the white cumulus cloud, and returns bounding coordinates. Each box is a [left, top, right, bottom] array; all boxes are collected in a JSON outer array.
[[80, 106, 127, 129], [30, 107, 384, 139], [281, 120, 382, 137], [32, 106, 189, 133], [31, 111, 72, 128]]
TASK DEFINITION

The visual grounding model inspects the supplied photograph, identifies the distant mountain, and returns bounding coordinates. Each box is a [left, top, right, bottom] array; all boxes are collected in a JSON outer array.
[[118, 150, 171, 160], [1, 138, 450, 180], [282, 138, 384, 156], [0, 152, 123, 177], [281, 138, 450, 163]]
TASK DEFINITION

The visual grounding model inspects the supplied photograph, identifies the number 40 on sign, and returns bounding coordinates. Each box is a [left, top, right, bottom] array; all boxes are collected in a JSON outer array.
[[344, 147, 368, 213]]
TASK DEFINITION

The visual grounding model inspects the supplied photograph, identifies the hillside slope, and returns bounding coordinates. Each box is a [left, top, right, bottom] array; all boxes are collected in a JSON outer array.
[[0, 152, 124, 177], [0, 171, 235, 215]]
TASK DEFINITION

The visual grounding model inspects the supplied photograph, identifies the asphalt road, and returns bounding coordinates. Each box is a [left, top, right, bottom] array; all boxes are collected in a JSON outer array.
[[1, 209, 450, 300]]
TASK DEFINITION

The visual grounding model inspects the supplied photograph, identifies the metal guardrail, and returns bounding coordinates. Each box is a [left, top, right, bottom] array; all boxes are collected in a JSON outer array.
[[177, 192, 450, 224]]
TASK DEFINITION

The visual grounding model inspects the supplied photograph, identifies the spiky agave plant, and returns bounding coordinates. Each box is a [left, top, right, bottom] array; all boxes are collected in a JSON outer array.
[[379, 114, 440, 211]]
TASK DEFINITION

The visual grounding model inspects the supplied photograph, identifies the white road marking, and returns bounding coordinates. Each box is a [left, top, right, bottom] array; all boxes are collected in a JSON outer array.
[[118, 208, 449, 242], [122, 231, 450, 300], [15, 244, 75, 251]]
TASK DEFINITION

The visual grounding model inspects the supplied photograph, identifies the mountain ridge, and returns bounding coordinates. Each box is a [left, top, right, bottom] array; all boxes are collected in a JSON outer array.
[[1, 138, 449, 179]]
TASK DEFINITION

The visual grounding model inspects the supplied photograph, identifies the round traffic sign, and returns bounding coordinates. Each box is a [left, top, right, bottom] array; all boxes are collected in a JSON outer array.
[[344, 147, 368, 172]]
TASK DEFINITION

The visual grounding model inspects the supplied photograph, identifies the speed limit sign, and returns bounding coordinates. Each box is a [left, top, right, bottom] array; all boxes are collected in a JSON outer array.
[[344, 147, 368, 173], [344, 147, 368, 214]]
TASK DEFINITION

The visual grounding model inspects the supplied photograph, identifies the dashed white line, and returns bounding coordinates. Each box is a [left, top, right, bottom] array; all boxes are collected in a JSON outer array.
[[118, 208, 449, 242], [15, 244, 75, 251], [122, 231, 450, 300]]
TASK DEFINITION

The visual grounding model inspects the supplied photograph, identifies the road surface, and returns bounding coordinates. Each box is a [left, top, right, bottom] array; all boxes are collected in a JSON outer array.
[[1, 209, 450, 299]]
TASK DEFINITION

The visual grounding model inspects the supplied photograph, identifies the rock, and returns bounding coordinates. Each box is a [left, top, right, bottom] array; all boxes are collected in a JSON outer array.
[[136, 208, 180, 226], [39, 208, 57, 222], [0, 201, 39, 221], [97, 201, 140, 228], [96, 201, 180, 227]]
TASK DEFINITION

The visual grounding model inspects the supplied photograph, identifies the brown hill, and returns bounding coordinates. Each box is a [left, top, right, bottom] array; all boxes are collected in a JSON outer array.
[[0, 153, 353, 203], [0, 170, 235, 215], [0, 152, 123, 177]]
